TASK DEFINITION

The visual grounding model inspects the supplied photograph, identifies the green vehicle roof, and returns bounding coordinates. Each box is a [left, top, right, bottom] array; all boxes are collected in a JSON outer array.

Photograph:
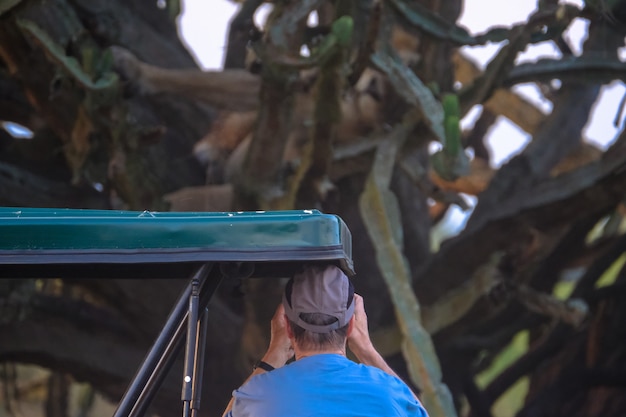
[[0, 207, 353, 279]]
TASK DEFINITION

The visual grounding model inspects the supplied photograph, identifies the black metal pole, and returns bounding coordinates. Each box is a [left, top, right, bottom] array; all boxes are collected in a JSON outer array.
[[128, 304, 187, 417], [191, 307, 209, 417], [113, 264, 212, 417], [124, 265, 225, 417], [181, 276, 201, 417]]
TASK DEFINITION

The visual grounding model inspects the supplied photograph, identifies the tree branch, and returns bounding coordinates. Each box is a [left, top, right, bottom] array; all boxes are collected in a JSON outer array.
[[0, 162, 107, 208], [416, 129, 626, 305]]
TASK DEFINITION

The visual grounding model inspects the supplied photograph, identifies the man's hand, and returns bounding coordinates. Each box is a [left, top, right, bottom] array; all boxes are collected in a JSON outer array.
[[221, 304, 293, 417], [348, 294, 405, 381], [262, 304, 294, 368], [347, 294, 376, 360]]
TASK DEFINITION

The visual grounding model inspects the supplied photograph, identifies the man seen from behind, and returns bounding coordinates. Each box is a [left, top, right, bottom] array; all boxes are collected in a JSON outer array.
[[222, 264, 429, 417]]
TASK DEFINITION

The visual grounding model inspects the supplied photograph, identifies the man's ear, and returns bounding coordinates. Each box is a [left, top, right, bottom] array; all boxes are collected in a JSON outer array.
[[284, 314, 295, 338], [346, 315, 355, 336]]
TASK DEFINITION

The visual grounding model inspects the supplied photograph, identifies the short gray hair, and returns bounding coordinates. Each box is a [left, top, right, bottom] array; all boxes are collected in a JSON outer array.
[[288, 312, 349, 351]]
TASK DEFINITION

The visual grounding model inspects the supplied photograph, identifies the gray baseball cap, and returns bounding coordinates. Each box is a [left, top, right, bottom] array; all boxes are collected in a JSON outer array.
[[283, 265, 355, 333]]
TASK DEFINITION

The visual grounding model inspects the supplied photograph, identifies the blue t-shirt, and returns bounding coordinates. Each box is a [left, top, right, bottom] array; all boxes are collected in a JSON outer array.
[[228, 354, 428, 417]]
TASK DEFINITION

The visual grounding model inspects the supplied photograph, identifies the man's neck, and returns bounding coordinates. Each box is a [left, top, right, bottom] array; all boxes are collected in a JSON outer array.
[[295, 346, 346, 360]]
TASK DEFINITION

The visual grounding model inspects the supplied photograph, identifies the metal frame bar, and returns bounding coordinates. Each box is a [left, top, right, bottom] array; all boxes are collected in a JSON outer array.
[[113, 264, 224, 417]]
